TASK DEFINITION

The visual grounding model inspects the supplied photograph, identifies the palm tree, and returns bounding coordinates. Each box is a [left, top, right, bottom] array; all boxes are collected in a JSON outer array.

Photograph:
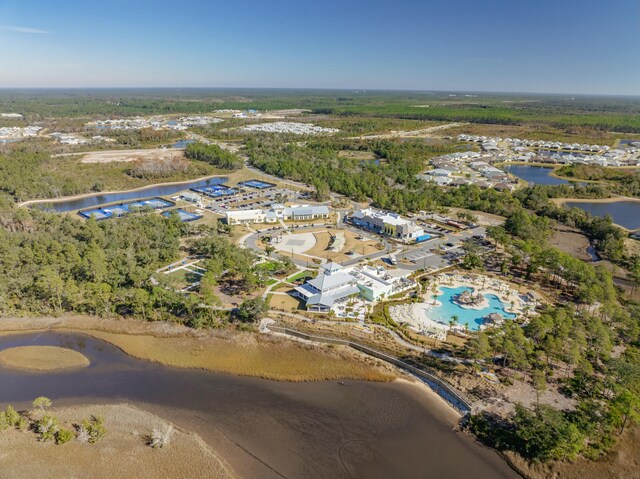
[[449, 315, 459, 332], [431, 285, 438, 304]]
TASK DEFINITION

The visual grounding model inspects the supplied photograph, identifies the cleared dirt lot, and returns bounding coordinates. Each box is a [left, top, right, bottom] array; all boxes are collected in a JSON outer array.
[[549, 227, 593, 262], [79, 148, 184, 163]]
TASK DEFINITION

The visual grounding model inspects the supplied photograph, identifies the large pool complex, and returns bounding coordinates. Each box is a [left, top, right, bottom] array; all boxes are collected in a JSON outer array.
[[429, 286, 517, 331]]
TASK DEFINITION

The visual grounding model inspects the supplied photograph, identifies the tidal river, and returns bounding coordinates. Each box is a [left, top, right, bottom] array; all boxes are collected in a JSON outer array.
[[0, 333, 517, 479]]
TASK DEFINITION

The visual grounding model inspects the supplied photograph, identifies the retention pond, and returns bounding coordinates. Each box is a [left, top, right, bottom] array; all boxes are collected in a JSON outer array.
[[504, 165, 575, 186], [33, 177, 228, 212], [565, 200, 640, 230]]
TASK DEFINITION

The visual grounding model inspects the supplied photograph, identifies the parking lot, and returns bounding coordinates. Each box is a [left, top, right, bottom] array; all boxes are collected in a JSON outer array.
[[394, 226, 488, 271], [205, 187, 303, 215]]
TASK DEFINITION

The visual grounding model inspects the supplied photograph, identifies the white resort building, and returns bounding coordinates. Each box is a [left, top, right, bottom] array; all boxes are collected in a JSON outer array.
[[293, 262, 361, 312], [225, 204, 330, 225], [293, 262, 414, 313], [350, 208, 427, 243]]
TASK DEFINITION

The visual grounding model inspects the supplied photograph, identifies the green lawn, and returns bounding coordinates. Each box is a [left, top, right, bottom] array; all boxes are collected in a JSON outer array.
[[164, 268, 202, 289], [287, 270, 315, 283]]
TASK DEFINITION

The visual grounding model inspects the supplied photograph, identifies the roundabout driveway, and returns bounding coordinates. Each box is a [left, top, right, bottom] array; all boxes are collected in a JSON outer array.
[[273, 232, 317, 254]]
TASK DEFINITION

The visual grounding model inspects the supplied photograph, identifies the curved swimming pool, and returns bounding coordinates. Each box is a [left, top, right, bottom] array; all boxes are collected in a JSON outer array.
[[429, 286, 516, 331]]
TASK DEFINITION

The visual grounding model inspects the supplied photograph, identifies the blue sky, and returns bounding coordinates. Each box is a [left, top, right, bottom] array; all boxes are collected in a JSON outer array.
[[0, 0, 638, 94]]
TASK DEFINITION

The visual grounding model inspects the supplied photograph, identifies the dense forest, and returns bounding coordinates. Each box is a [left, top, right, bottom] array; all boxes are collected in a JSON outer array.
[[555, 164, 640, 198], [463, 217, 640, 463], [0, 196, 270, 326], [185, 142, 243, 170], [3, 89, 640, 132]]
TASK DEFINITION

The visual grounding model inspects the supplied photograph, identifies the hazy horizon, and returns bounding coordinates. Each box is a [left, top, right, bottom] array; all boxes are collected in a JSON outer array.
[[0, 86, 639, 99], [1, 0, 639, 95]]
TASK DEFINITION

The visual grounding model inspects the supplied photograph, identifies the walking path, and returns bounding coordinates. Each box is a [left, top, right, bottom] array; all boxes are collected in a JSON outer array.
[[260, 318, 473, 414], [261, 268, 305, 299]]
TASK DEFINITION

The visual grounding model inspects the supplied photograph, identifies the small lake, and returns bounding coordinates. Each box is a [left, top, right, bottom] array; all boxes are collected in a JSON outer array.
[[35, 177, 228, 212], [565, 200, 640, 230], [0, 332, 517, 479], [504, 165, 575, 186]]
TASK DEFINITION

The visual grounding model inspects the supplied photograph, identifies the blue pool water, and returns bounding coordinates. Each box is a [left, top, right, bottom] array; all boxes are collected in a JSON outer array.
[[428, 286, 516, 331]]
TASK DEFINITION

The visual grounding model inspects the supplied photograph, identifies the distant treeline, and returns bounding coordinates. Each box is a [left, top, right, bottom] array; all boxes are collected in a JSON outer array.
[[314, 104, 640, 134], [2, 91, 640, 133]]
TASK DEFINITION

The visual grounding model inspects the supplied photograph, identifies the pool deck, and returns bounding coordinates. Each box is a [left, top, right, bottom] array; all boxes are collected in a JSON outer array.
[[433, 274, 530, 315], [391, 273, 539, 336]]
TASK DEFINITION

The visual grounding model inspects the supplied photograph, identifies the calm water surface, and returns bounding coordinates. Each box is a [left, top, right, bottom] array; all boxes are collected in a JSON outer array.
[[0, 332, 517, 479], [429, 286, 517, 331], [504, 165, 574, 186], [566, 200, 640, 230], [36, 177, 227, 212]]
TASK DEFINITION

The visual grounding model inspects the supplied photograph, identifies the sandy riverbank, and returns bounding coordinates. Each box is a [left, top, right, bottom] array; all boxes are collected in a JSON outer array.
[[0, 345, 89, 372], [0, 403, 233, 479], [552, 196, 640, 205], [0, 315, 395, 382], [0, 327, 520, 479]]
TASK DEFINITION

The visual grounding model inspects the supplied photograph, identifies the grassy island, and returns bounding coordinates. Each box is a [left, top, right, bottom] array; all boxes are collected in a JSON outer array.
[[0, 346, 90, 372]]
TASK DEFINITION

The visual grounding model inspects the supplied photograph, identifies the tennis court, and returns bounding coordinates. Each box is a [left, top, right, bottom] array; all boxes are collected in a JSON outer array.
[[78, 197, 174, 220], [162, 209, 203, 222], [238, 180, 276, 190], [191, 185, 238, 198]]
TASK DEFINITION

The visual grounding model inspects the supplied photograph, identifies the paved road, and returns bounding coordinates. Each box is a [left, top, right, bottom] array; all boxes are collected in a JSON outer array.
[[241, 222, 390, 268], [241, 217, 486, 273]]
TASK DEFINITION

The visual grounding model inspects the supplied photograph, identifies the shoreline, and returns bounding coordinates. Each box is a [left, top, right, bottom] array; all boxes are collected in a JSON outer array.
[[554, 197, 640, 232], [0, 402, 234, 479], [553, 196, 640, 205], [16, 173, 229, 208], [0, 318, 523, 478], [0, 315, 395, 382]]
